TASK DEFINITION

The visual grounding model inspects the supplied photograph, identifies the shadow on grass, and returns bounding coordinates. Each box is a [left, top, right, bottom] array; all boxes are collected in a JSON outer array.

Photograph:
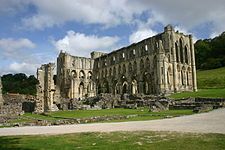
[[0, 136, 33, 150]]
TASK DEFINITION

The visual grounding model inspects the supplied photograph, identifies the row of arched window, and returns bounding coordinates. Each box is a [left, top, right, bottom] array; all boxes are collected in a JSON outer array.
[[98, 57, 152, 78], [96, 41, 159, 68], [175, 39, 189, 64], [71, 70, 92, 79]]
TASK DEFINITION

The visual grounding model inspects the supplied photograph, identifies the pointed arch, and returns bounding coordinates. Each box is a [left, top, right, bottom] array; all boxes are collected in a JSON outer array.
[[140, 59, 144, 69], [179, 39, 184, 63], [146, 57, 150, 68], [87, 71, 92, 79], [79, 82, 85, 98], [175, 42, 179, 62], [133, 61, 137, 71], [185, 45, 189, 64], [131, 79, 138, 94], [79, 70, 85, 79], [128, 62, 132, 73]]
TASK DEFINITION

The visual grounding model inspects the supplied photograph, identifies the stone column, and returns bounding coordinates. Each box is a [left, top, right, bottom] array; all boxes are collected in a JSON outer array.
[[171, 32, 178, 92], [189, 35, 197, 91], [0, 76, 4, 106]]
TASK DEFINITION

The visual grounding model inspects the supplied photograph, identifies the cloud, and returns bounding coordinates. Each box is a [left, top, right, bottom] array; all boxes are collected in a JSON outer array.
[[3, 0, 225, 37], [21, 0, 146, 30], [0, 38, 55, 75], [0, 38, 35, 56], [8, 62, 38, 75], [129, 28, 157, 44], [0, 0, 30, 15], [53, 31, 119, 57]]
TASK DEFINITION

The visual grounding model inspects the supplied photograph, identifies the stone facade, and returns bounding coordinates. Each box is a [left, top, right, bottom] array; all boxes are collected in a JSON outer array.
[[56, 52, 96, 100], [93, 25, 197, 95], [37, 25, 197, 109], [0, 76, 3, 106], [35, 63, 58, 112]]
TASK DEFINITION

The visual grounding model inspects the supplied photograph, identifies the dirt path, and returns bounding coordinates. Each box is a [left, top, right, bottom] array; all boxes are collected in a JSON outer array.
[[1, 108, 225, 136]]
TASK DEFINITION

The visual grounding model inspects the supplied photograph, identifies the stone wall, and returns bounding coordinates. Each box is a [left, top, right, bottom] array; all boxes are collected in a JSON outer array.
[[0, 76, 3, 106], [35, 63, 59, 113], [93, 25, 197, 96], [0, 103, 24, 116], [57, 51, 96, 100]]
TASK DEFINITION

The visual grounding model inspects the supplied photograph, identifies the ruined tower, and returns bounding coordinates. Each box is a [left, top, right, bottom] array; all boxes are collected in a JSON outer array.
[[56, 51, 96, 100], [35, 63, 58, 112]]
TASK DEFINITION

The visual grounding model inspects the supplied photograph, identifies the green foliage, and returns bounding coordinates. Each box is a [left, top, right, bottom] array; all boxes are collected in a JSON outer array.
[[1, 132, 225, 150], [1, 73, 38, 95], [195, 32, 225, 70]]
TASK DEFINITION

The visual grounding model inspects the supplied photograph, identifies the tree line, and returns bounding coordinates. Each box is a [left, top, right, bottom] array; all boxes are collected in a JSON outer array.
[[1, 73, 38, 95], [195, 32, 225, 70]]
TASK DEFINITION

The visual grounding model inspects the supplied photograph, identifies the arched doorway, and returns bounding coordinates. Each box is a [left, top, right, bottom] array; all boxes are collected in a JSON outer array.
[[79, 82, 84, 99], [131, 80, 138, 94], [122, 82, 128, 94]]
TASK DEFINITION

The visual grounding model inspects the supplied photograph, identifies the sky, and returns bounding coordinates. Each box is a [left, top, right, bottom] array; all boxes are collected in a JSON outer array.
[[0, 0, 225, 76]]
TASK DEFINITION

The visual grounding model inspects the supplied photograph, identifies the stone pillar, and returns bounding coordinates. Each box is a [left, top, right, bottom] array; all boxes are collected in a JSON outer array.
[[189, 35, 197, 91], [0, 76, 4, 106], [171, 31, 178, 92]]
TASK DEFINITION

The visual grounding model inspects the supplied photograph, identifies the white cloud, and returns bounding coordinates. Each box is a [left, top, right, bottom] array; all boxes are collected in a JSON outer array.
[[8, 62, 39, 75], [0, 38, 54, 75], [21, 0, 145, 30], [129, 28, 157, 44], [3, 0, 225, 37], [0, 38, 35, 55], [53, 31, 119, 57]]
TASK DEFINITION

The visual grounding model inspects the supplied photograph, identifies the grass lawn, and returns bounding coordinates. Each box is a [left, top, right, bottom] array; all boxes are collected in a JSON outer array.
[[1, 131, 225, 150], [168, 67, 225, 99], [197, 67, 225, 89], [47, 108, 193, 119], [5, 109, 193, 126], [169, 88, 225, 99]]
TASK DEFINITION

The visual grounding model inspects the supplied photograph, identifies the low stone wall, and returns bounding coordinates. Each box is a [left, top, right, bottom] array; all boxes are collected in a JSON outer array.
[[0, 103, 24, 116], [169, 97, 225, 111]]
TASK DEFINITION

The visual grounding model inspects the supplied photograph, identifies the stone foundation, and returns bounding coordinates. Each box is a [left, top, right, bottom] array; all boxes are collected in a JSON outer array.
[[0, 103, 24, 116]]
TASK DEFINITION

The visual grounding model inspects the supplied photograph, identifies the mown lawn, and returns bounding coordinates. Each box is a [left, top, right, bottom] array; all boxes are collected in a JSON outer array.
[[1, 131, 225, 150], [5, 109, 193, 126], [197, 67, 225, 89], [169, 88, 225, 99], [47, 108, 193, 119], [169, 67, 225, 99]]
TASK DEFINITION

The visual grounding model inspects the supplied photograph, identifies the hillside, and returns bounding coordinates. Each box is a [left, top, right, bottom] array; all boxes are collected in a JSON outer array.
[[169, 67, 225, 99], [197, 67, 225, 89]]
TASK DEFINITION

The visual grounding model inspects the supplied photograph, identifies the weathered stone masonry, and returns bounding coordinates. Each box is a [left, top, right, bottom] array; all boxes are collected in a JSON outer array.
[[93, 25, 197, 95], [0, 76, 4, 106], [36, 25, 197, 112]]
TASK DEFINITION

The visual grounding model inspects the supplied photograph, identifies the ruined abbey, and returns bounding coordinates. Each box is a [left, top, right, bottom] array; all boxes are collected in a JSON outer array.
[[35, 25, 197, 112]]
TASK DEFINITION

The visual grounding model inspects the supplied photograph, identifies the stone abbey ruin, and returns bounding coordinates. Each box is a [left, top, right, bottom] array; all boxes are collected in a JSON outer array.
[[1, 25, 206, 115], [34, 25, 198, 112]]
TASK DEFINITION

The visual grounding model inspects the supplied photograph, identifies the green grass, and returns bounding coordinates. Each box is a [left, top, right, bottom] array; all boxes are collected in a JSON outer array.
[[197, 67, 225, 89], [1, 131, 225, 150], [47, 108, 193, 120], [5, 109, 193, 126], [169, 88, 225, 99], [169, 67, 225, 99]]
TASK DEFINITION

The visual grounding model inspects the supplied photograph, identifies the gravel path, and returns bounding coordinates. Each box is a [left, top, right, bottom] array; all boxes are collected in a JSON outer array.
[[1, 108, 225, 136]]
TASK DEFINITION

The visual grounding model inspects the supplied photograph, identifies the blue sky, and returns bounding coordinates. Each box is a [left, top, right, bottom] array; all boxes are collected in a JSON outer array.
[[0, 0, 225, 75]]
